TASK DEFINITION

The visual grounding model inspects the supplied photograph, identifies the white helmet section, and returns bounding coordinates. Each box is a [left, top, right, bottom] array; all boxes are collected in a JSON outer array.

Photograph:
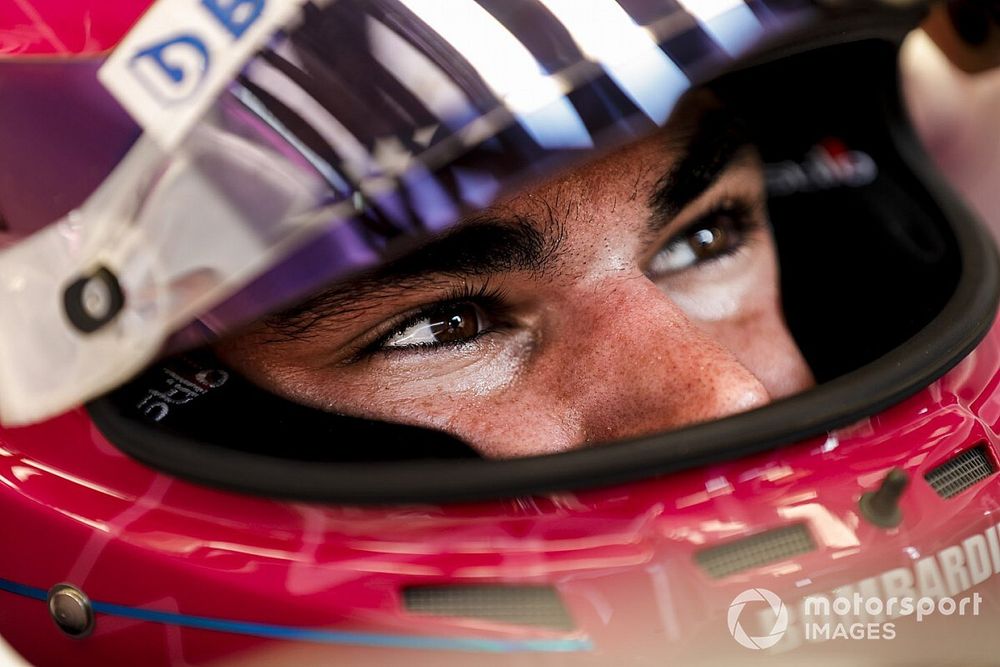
[[0, 127, 330, 425], [0, 0, 324, 425]]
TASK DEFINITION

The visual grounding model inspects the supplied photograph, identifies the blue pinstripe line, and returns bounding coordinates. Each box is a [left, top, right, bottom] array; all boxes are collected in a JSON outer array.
[[0, 579, 46, 601], [0, 577, 591, 653]]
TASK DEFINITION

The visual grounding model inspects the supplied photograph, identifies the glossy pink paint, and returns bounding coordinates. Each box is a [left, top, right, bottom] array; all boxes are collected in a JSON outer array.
[[0, 0, 147, 56], [0, 315, 996, 665]]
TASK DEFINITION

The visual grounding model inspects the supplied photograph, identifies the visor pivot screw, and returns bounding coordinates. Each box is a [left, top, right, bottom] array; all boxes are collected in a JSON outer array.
[[63, 266, 125, 334], [859, 468, 909, 529], [47, 583, 94, 638]]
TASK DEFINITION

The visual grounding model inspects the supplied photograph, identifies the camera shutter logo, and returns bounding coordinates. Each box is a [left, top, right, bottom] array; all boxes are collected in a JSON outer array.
[[727, 588, 788, 649]]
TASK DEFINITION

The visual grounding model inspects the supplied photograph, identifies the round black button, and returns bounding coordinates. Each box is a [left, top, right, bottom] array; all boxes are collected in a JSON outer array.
[[63, 266, 125, 334]]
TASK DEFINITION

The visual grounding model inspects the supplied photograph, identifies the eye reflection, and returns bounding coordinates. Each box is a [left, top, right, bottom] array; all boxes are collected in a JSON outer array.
[[646, 202, 754, 277], [383, 302, 488, 349], [690, 226, 728, 258]]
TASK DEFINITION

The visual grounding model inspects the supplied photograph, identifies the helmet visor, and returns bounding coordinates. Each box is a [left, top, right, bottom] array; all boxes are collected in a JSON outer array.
[[0, 0, 813, 424]]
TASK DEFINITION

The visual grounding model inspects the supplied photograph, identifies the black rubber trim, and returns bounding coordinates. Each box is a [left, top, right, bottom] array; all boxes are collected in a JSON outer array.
[[87, 10, 1000, 505], [63, 266, 125, 334]]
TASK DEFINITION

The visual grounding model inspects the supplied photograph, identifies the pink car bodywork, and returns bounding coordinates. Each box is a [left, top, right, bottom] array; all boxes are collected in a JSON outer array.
[[2, 2, 1000, 665], [1, 321, 998, 666]]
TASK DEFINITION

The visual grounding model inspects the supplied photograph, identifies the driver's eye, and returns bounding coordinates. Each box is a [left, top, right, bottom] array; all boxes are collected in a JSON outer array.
[[646, 201, 754, 277], [383, 302, 489, 349]]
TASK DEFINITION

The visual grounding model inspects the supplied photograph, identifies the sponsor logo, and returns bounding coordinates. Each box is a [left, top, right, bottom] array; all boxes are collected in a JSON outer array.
[[99, 0, 310, 149], [765, 138, 878, 196], [128, 34, 213, 105], [136, 366, 229, 422]]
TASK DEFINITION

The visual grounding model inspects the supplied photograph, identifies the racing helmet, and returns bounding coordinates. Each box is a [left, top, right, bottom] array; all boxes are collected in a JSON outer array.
[[0, 0, 999, 665]]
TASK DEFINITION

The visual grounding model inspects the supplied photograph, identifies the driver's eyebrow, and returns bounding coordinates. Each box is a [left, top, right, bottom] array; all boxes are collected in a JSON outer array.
[[263, 215, 561, 340], [263, 107, 749, 340], [647, 106, 751, 228]]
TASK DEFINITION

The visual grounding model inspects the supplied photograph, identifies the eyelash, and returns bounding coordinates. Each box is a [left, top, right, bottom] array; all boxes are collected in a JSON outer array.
[[362, 283, 511, 356], [362, 197, 761, 356]]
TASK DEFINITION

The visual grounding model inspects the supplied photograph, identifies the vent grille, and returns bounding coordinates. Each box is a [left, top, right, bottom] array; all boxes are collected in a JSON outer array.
[[925, 444, 995, 499], [403, 585, 573, 630], [695, 523, 815, 579]]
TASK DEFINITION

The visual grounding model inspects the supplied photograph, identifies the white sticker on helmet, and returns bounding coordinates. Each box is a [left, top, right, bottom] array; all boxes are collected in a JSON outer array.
[[0, 125, 334, 426], [97, 0, 313, 150]]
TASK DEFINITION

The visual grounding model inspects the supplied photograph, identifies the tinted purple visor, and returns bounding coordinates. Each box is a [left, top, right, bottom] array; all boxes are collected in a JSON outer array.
[[0, 0, 815, 424]]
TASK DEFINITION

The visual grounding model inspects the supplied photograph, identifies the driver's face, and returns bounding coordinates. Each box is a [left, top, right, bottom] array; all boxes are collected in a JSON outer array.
[[216, 94, 814, 458]]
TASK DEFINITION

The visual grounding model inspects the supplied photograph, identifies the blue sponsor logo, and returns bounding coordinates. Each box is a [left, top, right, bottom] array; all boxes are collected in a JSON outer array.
[[202, 0, 266, 39], [129, 34, 210, 104], [127, 0, 266, 104]]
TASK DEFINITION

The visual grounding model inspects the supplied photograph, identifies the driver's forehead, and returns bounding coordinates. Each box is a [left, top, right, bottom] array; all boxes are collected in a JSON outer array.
[[511, 89, 721, 201], [497, 130, 674, 219], [466, 93, 748, 240], [474, 135, 758, 273]]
